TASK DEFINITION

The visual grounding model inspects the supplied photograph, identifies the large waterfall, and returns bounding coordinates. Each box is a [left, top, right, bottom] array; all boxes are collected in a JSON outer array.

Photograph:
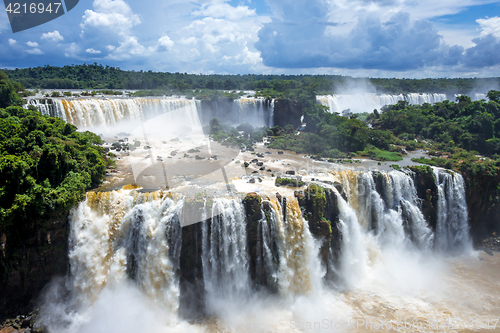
[[28, 93, 489, 132], [317, 93, 489, 114], [27, 97, 274, 129], [37, 166, 480, 332], [317, 93, 449, 114]]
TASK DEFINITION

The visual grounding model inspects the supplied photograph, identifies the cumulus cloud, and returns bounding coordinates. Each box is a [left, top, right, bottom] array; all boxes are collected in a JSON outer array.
[[157, 35, 174, 50], [107, 36, 148, 60], [26, 48, 44, 55], [257, 9, 446, 70], [41, 31, 64, 42], [86, 48, 102, 54], [65, 43, 80, 57], [192, 3, 256, 20], [477, 16, 500, 38], [81, 0, 140, 33], [26, 41, 39, 47], [256, 0, 500, 71], [8, 39, 16, 46]]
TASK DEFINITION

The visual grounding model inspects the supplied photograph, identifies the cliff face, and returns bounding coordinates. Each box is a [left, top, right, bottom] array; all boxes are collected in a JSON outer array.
[[463, 171, 500, 246], [410, 166, 500, 246], [273, 99, 303, 128], [409, 166, 439, 231], [295, 184, 343, 281], [0, 216, 68, 320]]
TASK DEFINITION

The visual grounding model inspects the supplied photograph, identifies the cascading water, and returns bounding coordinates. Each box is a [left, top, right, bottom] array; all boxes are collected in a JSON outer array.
[[202, 198, 251, 303], [317, 93, 448, 114], [433, 167, 472, 254], [27, 98, 201, 129], [68, 190, 182, 312], [230, 97, 274, 127], [37, 166, 481, 332], [27, 96, 275, 129]]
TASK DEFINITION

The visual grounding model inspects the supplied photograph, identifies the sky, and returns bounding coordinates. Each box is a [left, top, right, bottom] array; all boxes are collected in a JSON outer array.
[[1, 0, 500, 78]]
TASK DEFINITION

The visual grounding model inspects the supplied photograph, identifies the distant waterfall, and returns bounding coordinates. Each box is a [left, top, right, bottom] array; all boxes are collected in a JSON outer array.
[[433, 168, 472, 254], [27, 98, 201, 129], [27, 96, 275, 129], [231, 97, 274, 127], [317, 93, 448, 114]]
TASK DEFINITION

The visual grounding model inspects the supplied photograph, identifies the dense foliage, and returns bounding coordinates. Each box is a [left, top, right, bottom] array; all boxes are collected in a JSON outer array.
[[3, 64, 499, 94], [0, 72, 110, 247], [0, 106, 108, 227], [0, 71, 24, 109], [374, 92, 500, 156]]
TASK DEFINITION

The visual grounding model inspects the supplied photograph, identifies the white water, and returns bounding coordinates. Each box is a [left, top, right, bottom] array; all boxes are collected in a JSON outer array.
[[202, 198, 251, 305], [27, 96, 274, 129], [38, 167, 487, 333], [433, 168, 472, 254], [231, 97, 274, 127], [317, 93, 448, 114]]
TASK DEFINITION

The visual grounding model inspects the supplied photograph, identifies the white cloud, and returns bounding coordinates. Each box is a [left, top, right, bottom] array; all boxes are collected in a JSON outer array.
[[26, 48, 44, 55], [26, 41, 39, 47], [158, 35, 174, 50], [65, 42, 80, 57], [81, 0, 140, 34], [107, 36, 147, 60], [86, 48, 102, 54], [477, 16, 500, 38], [8, 39, 16, 46], [41, 31, 64, 42], [192, 3, 256, 20], [179, 37, 197, 45]]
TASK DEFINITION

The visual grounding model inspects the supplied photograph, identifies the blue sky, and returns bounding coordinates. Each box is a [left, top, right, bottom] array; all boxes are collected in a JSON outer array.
[[1, 0, 500, 77]]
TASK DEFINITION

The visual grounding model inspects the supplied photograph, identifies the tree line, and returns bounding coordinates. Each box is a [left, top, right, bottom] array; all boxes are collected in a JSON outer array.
[[3, 63, 499, 94]]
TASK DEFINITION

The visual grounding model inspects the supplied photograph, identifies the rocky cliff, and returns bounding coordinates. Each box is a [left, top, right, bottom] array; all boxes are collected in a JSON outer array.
[[0, 216, 68, 321]]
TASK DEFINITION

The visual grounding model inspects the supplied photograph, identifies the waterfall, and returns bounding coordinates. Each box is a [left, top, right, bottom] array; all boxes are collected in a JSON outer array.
[[335, 192, 367, 289], [202, 198, 251, 303], [267, 197, 323, 297], [37, 167, 477, 331], [27, 96, 275, 129], [231, 97, 274, 127], [336, 170, 433, 250], [433, 168, 472, 254], [68, 190, 182, 314], [317, 93, 448, 114]]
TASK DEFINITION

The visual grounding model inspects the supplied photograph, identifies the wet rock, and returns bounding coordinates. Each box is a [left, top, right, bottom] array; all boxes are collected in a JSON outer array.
[[195, 155, 205, 160], [251, 159, 258, 163], [285, 170, 295, 175], [259, 167, 266, 171], [278, 151, 284, 154], [481, 236, 500, 255], [257, 162, 264, 166]]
